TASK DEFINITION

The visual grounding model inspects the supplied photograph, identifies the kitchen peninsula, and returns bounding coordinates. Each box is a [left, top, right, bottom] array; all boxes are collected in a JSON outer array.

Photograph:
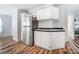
[[34, 28, 65, 50]]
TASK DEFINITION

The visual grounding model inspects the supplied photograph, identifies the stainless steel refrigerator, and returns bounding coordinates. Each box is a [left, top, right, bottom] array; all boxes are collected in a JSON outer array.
[[21, 13, 38, 46], [21, 13, 33, 46]]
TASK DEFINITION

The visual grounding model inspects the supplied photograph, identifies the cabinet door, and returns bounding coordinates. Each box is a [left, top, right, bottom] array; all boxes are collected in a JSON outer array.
[[50, 7, 59, 19], [51, 32, 65, 50], [40, 32, 51, 49], [37, 8, 50, 20], [37, 7, 59, 20], [34, 31, 41, 46]]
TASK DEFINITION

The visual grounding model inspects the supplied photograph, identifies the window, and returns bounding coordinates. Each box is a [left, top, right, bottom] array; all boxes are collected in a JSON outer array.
[[0, 18, 2, 32]]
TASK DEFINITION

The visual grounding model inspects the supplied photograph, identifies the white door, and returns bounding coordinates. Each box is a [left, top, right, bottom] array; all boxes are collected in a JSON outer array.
[[34, 31, 41, 46], [68, 15, 75, 40], [40, 32, 51, 49], [23, 27, 32, 45], [51, 32, 65, 50], [21, 13, 32, 26]]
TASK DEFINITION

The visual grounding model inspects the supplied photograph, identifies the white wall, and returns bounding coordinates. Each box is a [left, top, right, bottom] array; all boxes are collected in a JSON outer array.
[[0, 8, 30, 41], [52, 6, 75, 41], [11, 9, 28, 41], [53, 6, 67, 30], [17, 9, 28, 41], [54, 6, 68, 41], [0, 8, 18, 41], [67, 15, 75, 40], [1, 15, 12, 36], [38, 20, 53, 28], [0, 9, 13, 37], [11, 9, 18, 41], [0, 8, 13, 15]]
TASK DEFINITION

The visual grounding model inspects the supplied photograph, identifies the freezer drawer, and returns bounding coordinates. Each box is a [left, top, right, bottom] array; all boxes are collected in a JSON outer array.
[[22, 27, 33, 45]]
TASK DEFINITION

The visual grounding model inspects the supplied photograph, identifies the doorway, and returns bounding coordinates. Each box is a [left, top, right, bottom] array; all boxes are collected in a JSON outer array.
[[74, 18, 79, 40], [0, 18, 2, 36]]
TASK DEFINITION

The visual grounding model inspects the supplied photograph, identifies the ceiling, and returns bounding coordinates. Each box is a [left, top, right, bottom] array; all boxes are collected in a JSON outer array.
[[0, 4, 44, 10], [0, 4, 79, 18]]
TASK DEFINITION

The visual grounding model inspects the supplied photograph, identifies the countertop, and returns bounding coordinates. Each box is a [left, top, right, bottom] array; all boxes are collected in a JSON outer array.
[[35, 29, 65, 32]]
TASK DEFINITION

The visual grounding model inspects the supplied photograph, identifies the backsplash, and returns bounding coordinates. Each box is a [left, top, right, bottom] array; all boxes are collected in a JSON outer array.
[[38, 20, 53, 28]]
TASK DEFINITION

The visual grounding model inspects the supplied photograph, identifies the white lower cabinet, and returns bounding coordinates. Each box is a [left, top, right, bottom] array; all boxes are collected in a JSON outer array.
[[34, 31, 65, 50], [34, 31, 41, 46], [40, 32, 51, 50], [51, 32, 65, 50]]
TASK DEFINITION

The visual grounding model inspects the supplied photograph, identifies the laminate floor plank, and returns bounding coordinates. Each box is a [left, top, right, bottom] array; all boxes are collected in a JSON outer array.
[[68, 40, 78, 54], [24, 46, 36, 54], [56, 49, 63, 54], [23, 47, 32, 54], [72, 40, 79, 53], [74, 39, 79, 45], [0, 39, 13, 45], [44, 50, 48, 54], [0, 41, 16, 50], [65, 42, 73, 54], [12, 43, 27, 54], [1, 43, 21, 54], [38, 49, 45, 54], [30, 47, 39, 54], [1, 38, 79, 54], [0, 44, 16, 53], [31, 47, 41, 54], [48, 50, 53, 54]]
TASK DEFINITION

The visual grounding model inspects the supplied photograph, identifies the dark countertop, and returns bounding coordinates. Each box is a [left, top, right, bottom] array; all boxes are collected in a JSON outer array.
[[35, 29, 65, 32], [38, 28, 63, 29]]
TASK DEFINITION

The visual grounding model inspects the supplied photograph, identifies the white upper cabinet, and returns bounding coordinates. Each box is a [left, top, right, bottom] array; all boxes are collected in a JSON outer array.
[[36, 6, 59, 20]]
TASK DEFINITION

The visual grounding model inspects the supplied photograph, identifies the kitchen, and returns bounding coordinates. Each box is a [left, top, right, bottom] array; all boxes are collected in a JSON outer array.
[[0, 4, 76, 54], [0, 0, 78, 59], [20, 5, 66, 50]]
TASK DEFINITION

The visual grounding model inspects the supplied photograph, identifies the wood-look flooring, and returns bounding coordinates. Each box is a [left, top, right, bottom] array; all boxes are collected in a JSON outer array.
[[0, 37, 79, 54]]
